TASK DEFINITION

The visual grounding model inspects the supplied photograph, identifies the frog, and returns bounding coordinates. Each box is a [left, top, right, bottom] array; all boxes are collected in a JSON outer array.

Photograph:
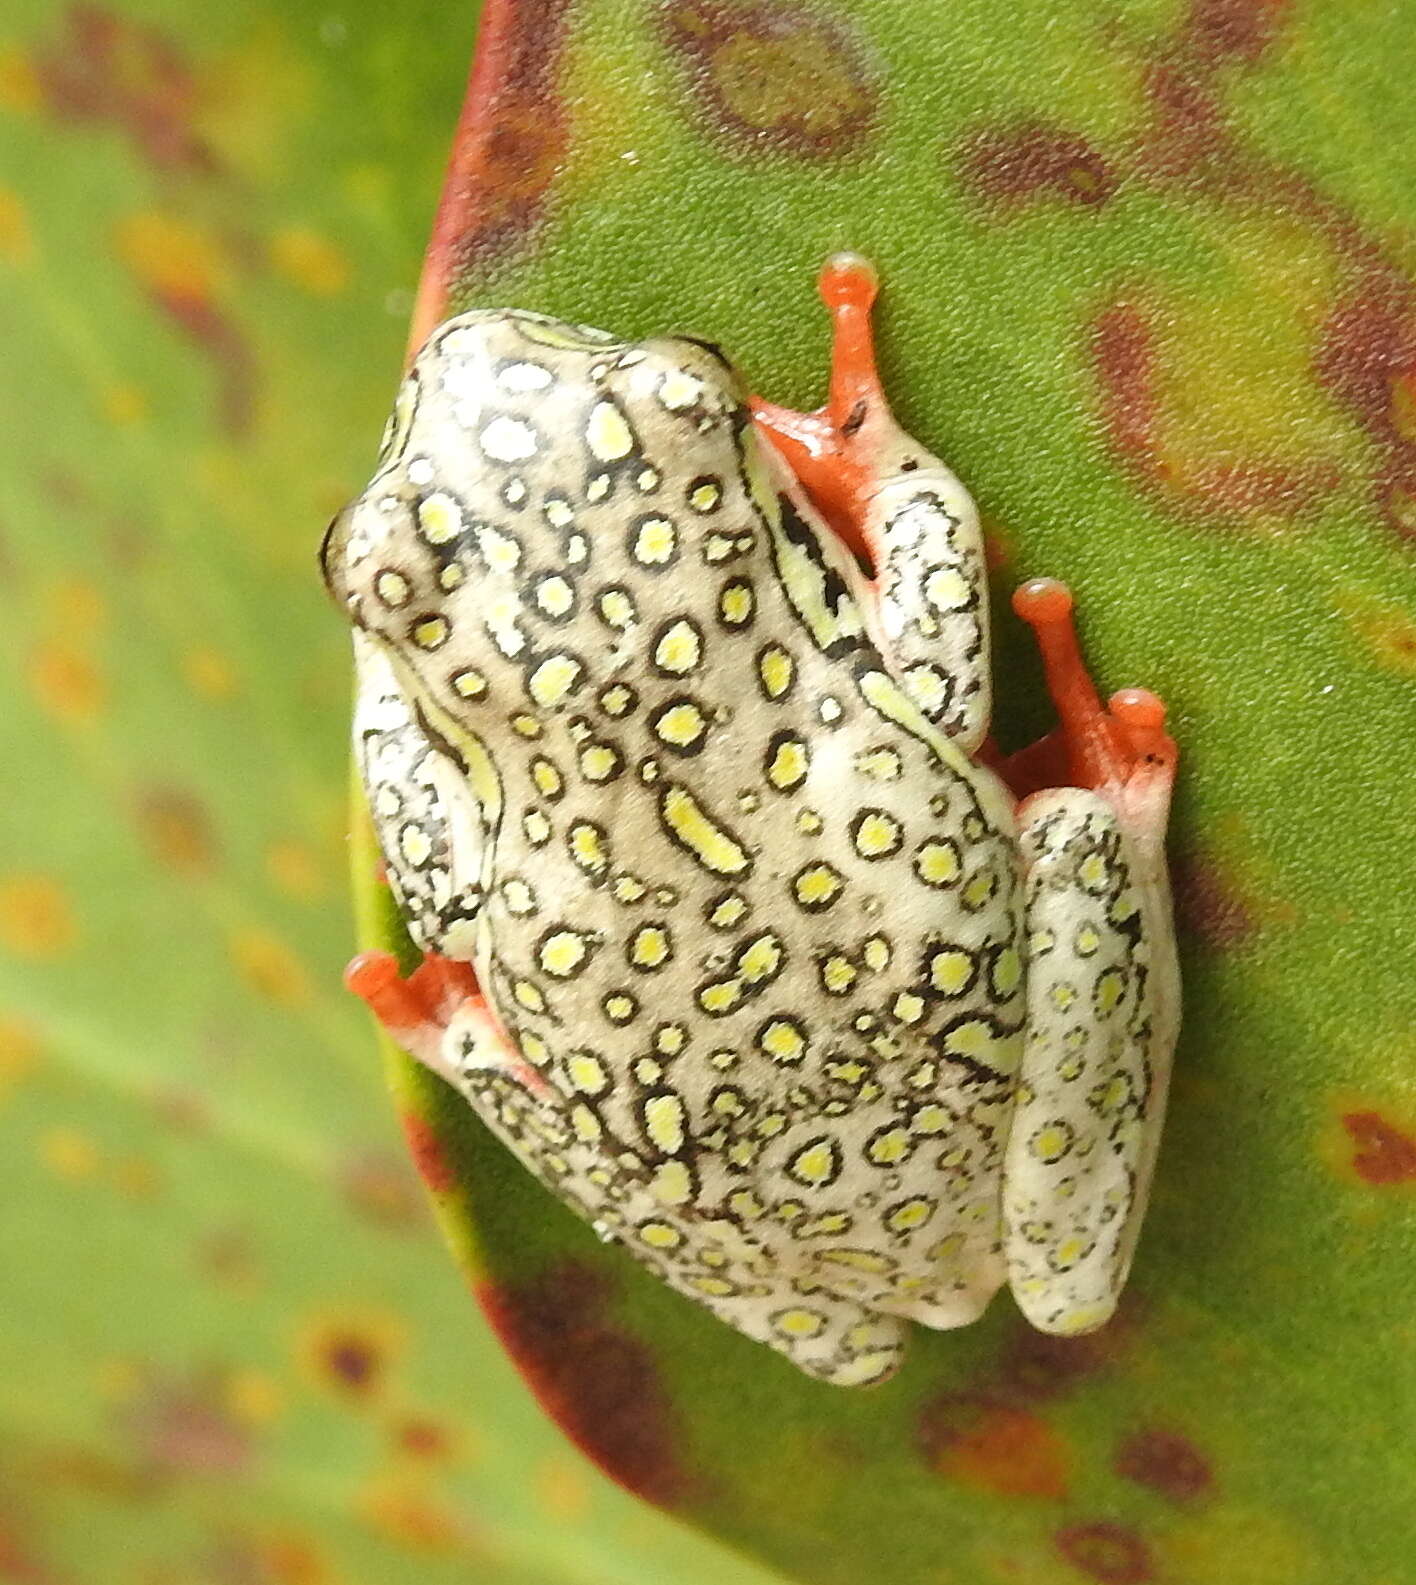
[[320, 254, 1180, 1387]]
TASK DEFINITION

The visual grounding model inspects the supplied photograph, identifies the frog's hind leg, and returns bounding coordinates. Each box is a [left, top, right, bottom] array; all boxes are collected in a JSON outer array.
[[1002, 579, 1181, 1335], [651, 1263, 910, 1387], [751, 254, 992, 749]]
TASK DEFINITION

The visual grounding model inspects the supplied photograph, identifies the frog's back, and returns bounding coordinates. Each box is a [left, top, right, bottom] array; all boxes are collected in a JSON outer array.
[[338, 308, 1028, 1327]]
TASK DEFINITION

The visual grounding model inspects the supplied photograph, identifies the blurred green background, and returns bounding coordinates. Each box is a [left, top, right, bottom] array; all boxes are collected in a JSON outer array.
[[0, 1, 782, 1578]]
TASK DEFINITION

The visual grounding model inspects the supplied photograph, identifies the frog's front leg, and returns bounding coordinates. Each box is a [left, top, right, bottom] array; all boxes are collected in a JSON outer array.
[[347, 952, 553, 1101], [1002, 581, 1180, 1335], [752, 254, 991, 750]]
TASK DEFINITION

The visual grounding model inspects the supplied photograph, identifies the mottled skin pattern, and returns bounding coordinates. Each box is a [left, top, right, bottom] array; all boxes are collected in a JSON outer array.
[[322, 261, 1180, 1384]]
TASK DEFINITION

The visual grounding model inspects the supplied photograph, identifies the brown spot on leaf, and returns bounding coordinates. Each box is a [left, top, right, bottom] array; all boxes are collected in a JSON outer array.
[[300, 1313, 402, 1402], [1090, 294, 1339, 526], [121, 1369, 253, 1477], [1093, 299, 1162, 490], [1056, 1521, 1155, 1584], [478, 1262, 689, 1506], [662, 0, 877, 159], [135, 785, 217, 874], [153, 284, 255, 436], [918, 1394, 1069, 1499], [36, 5, 217, 174], [1115, 1427, 1213, 1502], [988, 1313, 1130, 1405], [958, 121, 1118, 212], [1342, 1111, 1416, 1186], [427, 0, 572, 297], [339, 1150, 425, 1230], [1182, 0, 1291, 68], [1172, 856, 1254, 948]]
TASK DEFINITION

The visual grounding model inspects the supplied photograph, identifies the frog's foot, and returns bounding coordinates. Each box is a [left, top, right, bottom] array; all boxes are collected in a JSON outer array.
[[345, 951, 550, 1100], [750, 252, 890, 566], [1002, 579, 1177, 849]]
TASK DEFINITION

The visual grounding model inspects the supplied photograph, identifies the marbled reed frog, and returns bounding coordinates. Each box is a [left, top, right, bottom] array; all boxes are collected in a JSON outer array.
[[321, 255, 1180, 1386]]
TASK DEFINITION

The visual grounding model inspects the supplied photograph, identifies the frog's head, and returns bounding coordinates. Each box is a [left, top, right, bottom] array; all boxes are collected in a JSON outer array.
[[321, 307, 753, 715]]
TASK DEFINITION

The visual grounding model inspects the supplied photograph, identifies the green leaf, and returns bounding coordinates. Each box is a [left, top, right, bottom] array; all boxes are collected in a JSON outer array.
[[360, 1, 1416, 1582]]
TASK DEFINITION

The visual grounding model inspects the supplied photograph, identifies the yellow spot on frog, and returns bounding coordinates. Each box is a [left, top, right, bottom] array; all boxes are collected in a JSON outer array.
[[633, 515, 677, 564], [767, 736, 809, 789], [527, 653, 582, 707], [586, 399, 634, 461], [567, 1052, 609, 1094], [886, 1197, 935, 1235], [931, 947, 976, 995], [758, 644, 794, 698], [796, 868, 837, 906], [759, 1018, 807, 1065], [629, 924, 672, 969], [738, 932, 782, 981], [638, 1220, 683, 1250], [915, 838, 962, 887], [644, 1092, 686, 1154], [410, 615, 449, 651], [659, 785, 749, 875], [417, 492, 462, 545], [853, 811, 901, 858], [539, 929, 590, 978], [654, 619, 702, 674], [652, 1160, 693, 1205], [773, 1308, 826, 1339]]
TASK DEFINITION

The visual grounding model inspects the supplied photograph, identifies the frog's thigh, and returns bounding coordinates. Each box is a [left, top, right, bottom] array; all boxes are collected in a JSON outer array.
[[1003, 787, 1176, 1335], [669, 1270, 909, 1387], [867, 476, 991, 751]]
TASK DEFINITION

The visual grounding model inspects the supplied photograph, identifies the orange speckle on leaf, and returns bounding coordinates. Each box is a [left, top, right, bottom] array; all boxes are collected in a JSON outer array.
[[95, 1356, 144, 1403], [267, 840, 325, 902], [47, 577, 106, 636], [0, 184, 33, 262], [534, 1454, 592, 1521], [226, 1367, 283, 1425], [136, 786, 217, 874], [0, 1016, 41, 1099], [257, 1532, 335, 1585], [270, 225, 349, 296], [30, 643, 104, 722], [102, 382, 148, 425], [229, 928, 310, 1006], [0, 874, 76, 958], [918, 1395, 1070, 1499], [0, 47, 40, 114], [183, 645, 238, 699], [110, 1154, 161, 1199], [39, 1126, 100, 1180], [392, 1414, 459, 1463], [358, 1475, 472, 1554], [113, 209, 226, 300], [1334, 588, 1416, 680]]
